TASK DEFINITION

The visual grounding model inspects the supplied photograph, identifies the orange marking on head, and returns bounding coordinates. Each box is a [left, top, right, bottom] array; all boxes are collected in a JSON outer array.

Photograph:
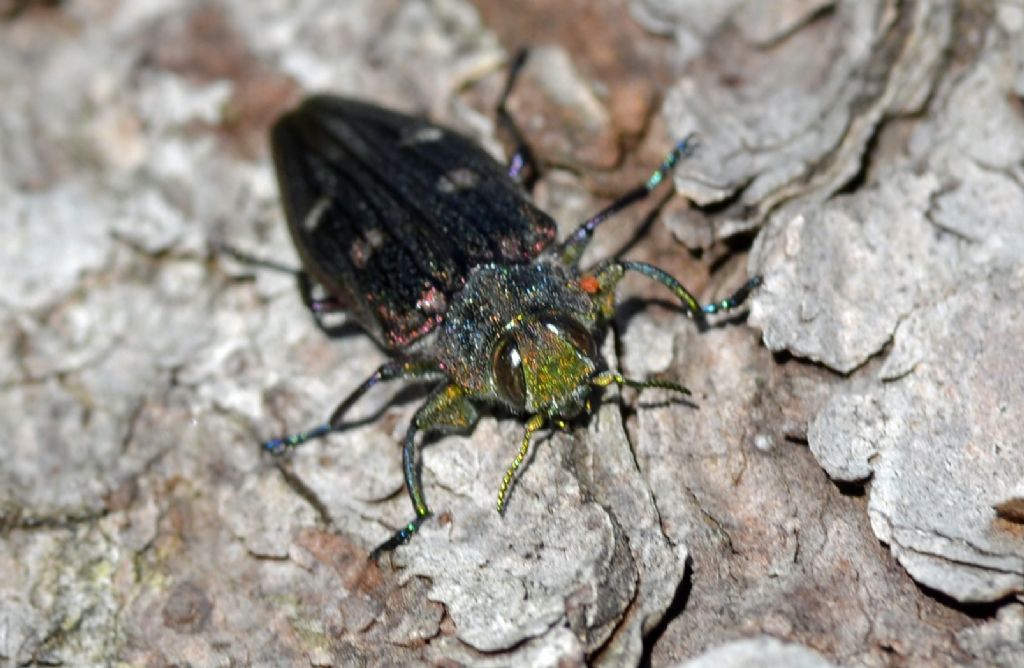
[[579, 275, 600, 294]]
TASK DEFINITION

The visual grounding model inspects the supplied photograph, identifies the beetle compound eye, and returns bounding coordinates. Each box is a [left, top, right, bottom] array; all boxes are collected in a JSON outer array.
[[539, 315, 596, 359], [493, 335, 527, 409]]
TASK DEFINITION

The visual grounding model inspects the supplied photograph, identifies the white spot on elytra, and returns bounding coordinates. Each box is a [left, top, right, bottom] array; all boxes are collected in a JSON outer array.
[[365, 228, 385, 248], [302, 197, 330, 232], [349, 228, 385, 268], [400, 126, 443, 145], [436, 168, 479, 194]]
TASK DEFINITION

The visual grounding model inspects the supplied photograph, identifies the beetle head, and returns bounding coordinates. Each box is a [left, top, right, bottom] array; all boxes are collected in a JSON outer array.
[[490, 313, 597, 418]]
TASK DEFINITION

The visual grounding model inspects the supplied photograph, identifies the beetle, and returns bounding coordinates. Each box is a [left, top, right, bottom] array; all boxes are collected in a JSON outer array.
[[256, 52, 761, 559]]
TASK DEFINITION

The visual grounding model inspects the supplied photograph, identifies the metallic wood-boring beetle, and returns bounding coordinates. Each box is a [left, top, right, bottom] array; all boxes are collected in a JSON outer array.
[[250, 52, 761, 558]]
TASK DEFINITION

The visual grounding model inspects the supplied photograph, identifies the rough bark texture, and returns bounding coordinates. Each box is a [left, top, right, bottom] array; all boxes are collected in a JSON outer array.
[[1, 0, 1022, 666]]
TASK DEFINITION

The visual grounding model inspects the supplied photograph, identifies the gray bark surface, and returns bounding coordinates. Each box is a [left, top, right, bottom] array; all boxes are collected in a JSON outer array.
[[1, 0, 1022, 666]]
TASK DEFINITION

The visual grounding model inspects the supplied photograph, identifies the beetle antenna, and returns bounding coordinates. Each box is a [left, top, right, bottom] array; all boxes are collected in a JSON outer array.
[[497, 414, 545, 514], [591, 371, 692, 397]]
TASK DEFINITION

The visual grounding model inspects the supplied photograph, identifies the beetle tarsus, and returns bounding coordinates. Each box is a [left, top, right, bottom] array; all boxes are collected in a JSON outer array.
[[369, 513, 430, 561], [497, 48, 538, 186], [701, 275, 763, 315], [261, 423, 331, 456]]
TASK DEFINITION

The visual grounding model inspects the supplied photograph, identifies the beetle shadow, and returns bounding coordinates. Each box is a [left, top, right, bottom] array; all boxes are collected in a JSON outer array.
[[212, 241, 371, 341], [493, 386, 699, 511], [307, 314, 365, 341], [587, 189, 674, 263], [331, 382, 437, 431], [359, 387, 697, 517], [614, 296, 752, 334], [589, 385, 699, 414], [484, 421, 562, 516], [592, 190, 759, 336], [589, 327, 700, 411], [633, 396, 700, 411]]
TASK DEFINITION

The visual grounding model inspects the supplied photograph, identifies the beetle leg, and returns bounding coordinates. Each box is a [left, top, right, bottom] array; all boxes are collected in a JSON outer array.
[[585, 260, 761, 328], [296, 272, 343, 314], [558, 134, 699, 267], [620, 260, 762, 327], [371, 384, 478, 560], [294, 272, 364, 338], [262, 358, 444, 455], [496, 49, 539, 187], [216, 241, 301, 276], [215, 244, 352, 334]]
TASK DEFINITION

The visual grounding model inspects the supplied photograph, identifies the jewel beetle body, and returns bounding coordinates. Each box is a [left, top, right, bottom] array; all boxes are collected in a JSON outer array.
[[261, 53, 762, 558]]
